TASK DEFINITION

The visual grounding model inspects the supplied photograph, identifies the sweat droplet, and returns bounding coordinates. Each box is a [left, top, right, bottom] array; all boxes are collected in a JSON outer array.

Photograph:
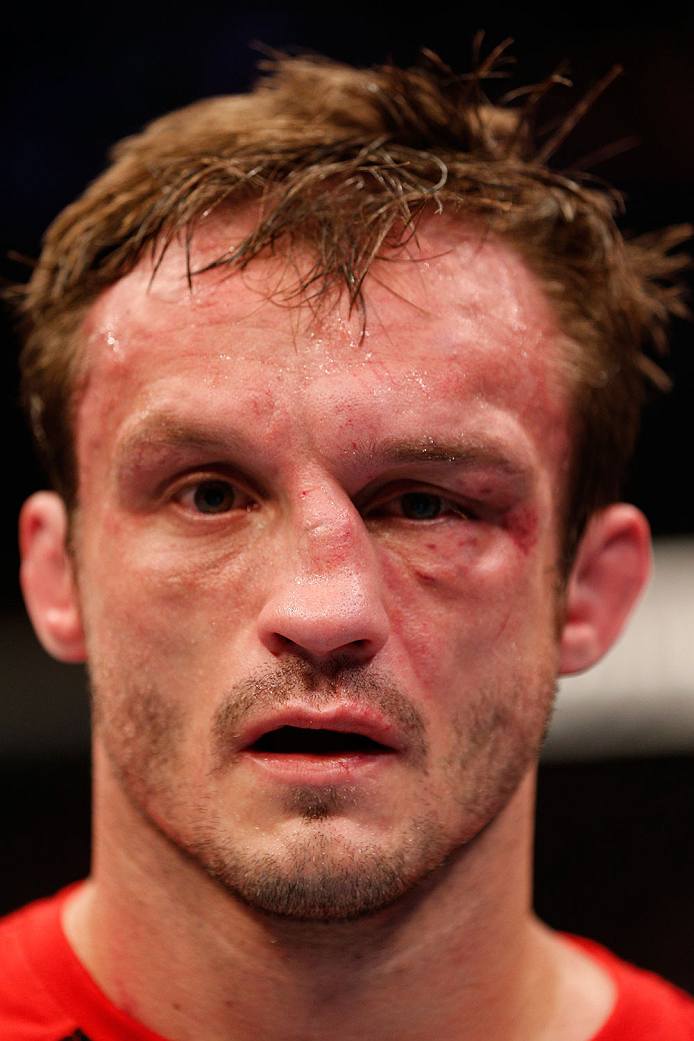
[[106, 333, 124, 360]]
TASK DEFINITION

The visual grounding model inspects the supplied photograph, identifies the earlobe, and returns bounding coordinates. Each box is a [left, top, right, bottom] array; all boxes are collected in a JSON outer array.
[[558, 504, 652, 675], [19, 491, 87, 663]]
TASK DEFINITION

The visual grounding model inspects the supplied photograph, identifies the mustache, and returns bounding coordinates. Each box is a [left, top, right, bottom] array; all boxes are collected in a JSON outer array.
[[211, 657, 428, 767]]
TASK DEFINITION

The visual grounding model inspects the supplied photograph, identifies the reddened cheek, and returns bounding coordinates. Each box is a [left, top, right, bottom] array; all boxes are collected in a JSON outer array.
[[376, 526, 546, 647], [505, 505, 540, 556], [377, 522, 535, 598], [412, 533, 483, 585]]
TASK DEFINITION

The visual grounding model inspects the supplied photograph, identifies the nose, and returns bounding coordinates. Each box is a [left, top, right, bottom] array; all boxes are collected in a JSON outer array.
[[256, 496, 390, 663]]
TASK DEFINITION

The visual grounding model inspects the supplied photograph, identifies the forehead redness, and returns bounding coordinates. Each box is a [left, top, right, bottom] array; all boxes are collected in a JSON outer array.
[[75, 210, 571, 476]]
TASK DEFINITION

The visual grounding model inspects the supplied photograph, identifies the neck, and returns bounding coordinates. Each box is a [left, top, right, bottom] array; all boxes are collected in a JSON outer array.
[[64, 761, 609, 1041]]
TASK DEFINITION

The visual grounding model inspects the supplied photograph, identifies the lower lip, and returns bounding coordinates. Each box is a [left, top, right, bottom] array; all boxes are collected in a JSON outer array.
[[240, 749, 396, 783]]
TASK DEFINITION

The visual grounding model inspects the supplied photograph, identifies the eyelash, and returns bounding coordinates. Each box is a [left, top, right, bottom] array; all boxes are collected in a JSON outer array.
[[173, 477, 256, 515], [172, 476, 474, 523], [364, 490, 471, 522]]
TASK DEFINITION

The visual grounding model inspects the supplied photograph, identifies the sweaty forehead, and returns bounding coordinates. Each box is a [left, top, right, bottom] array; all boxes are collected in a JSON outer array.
[[81, 211, 563, 377], [73, 213, 573, 509]]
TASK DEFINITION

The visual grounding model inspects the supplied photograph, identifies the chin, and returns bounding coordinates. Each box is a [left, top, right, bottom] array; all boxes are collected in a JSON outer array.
[[191, 814, 457, 921]]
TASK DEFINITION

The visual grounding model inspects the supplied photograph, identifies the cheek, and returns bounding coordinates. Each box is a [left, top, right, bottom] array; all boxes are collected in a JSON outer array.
[[378, 521, 544, 611], [376, 526, 558, 689], [78, 513, 267, 670]]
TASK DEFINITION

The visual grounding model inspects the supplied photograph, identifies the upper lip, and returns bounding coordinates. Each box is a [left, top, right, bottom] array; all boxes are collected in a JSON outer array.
[[237, 705, 406, 754]]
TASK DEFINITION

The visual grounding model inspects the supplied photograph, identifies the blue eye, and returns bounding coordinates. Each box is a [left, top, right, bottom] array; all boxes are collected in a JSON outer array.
[[400, 492, 444, 520], [193, 481, 236, 514]]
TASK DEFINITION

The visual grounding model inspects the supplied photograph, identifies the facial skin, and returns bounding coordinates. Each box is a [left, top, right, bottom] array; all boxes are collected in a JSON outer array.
[[22, 213, 645, 925]]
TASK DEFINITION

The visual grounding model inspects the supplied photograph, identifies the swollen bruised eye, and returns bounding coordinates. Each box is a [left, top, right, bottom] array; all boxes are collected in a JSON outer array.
[[192, 480, 238, 514]]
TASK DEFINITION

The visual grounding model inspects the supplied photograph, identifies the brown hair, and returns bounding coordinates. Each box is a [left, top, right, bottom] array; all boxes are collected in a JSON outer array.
[[9, 49, 690, 564]]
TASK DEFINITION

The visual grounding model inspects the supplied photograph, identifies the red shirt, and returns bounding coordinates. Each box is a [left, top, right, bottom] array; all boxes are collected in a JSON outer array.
[[2, 886, 693, 1040]]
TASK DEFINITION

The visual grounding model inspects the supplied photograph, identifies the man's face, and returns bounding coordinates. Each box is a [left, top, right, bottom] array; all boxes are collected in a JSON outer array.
[[71, 215, 571, 918]]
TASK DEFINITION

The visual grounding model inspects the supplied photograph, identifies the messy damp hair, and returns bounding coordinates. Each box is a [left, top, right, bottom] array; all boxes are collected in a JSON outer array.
[[8, 46, 690, 564]]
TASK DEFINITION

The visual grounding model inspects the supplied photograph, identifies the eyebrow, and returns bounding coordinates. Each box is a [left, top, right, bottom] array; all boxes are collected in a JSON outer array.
[[116, 418, 252, 467], [351, 436, 533, 482], [115, 418, 533, 490]]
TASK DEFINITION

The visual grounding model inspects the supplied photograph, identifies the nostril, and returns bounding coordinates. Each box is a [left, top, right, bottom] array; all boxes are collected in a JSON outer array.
[[258, 614, 389, 661], [256, 572, 390, 661]]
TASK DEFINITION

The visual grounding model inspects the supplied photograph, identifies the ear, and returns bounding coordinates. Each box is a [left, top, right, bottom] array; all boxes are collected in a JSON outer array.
[[559, 504, 652, 675], [19, 491, 87, 663]]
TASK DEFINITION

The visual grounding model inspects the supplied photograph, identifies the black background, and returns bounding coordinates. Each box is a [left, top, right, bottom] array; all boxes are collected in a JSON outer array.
[[1, 0, 693, 996]]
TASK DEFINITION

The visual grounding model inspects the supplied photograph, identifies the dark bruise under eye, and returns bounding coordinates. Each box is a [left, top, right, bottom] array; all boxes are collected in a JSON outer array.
[[251, 726, 387, 754]]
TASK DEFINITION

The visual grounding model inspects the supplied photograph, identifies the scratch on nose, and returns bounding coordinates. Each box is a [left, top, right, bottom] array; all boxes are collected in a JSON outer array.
[[299, 501, 363, 573], [295, 482, 358, 545], [259, 489, 389, 657]]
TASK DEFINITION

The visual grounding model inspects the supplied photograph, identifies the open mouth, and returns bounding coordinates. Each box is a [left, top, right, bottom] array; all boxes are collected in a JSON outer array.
[[248, 726, 392, 756]]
